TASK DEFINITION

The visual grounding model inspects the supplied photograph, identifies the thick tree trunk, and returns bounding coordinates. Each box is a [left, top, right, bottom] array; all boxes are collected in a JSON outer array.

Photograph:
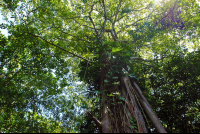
[[101, 108, 110, 133], [100, 67, 111, 133], [86, 67, 167, 133], [86, 67, 111, 133]]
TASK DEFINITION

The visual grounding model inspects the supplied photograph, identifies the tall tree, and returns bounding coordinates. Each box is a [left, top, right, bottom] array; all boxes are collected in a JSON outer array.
[[1, 0, 200, 133]]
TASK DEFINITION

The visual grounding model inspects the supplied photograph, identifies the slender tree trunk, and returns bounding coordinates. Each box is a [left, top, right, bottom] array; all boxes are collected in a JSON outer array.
[[122, 76, 148, 133], [129, 77, 167, 133]]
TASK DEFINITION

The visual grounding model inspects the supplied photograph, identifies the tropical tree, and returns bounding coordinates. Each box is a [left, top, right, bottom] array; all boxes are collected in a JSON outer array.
[[0, 0, 200, 133]]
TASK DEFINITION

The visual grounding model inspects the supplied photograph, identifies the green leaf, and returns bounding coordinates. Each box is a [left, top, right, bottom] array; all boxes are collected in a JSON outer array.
[[112, 76, 118, 79], [119, 96, 126, 101], [107, 93, 115, 97], [104, 79, 109, 83], [112, 47, 123, 53], [131, 126, 136, 129], [112, 81, 120, 85]]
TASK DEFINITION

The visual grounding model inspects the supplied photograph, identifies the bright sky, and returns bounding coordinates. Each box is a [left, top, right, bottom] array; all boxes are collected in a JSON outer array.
[[0, 12, 9, 37]]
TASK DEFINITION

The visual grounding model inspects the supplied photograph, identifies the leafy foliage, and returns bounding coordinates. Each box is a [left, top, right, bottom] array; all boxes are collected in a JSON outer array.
[[148, 50, 200, 133], [0, 0, 200, 133]]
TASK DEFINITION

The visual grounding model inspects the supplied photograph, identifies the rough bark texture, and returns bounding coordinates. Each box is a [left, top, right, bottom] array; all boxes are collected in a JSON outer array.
[[86, 66, 167, 133], [130, 77, 167, 133], [100, 67, 111, 133], [101, 108, 110, 133], [122, 76, 148, 133]]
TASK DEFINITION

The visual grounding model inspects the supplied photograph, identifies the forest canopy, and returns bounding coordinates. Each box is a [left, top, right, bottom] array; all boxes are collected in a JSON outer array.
[[0, 0, 200, 133]]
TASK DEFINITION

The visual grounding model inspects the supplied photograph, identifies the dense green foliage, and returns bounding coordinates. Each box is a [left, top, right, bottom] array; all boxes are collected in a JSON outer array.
[[0, 32, 88, 132], [149, 51, 200, 133], [0, 0, 200, 133], [132, 49, 200, 133]]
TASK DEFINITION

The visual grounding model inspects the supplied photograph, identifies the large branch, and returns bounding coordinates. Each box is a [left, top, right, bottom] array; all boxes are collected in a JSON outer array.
[[112, 0, 122, 29], [50, 24, 92, 43], [88, 4, 99, 37], [111, 0, 122, 40], [130, 56, 166, 62], [99, 0, 107, 38], [117, 9, 155, 34], [153, 3, 176, 28], [27, 33, 94, 63], [85, 110, 102, 129]]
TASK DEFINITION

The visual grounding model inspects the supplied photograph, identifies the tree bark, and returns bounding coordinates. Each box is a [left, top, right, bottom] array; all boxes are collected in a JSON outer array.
[[100, 67, 111, 133], [122, 76, 148, 133], [86, 70, 166, 133], [129, 77, 167, 133]]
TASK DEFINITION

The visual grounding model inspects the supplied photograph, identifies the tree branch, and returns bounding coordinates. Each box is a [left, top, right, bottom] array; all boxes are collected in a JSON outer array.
[[88, 4, 99, 37], [129, 79, 167, 133], [111, 0, 122, 40], [99, 0, 107, 38], [117, 9, 155, 34], [153, 3, 176, 28], [113, 0, 122, 28], [85, 110, 102, 129], [27, 32, 94, 63], [116, 13, 129, 22], [130, 56, 166, 62]]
